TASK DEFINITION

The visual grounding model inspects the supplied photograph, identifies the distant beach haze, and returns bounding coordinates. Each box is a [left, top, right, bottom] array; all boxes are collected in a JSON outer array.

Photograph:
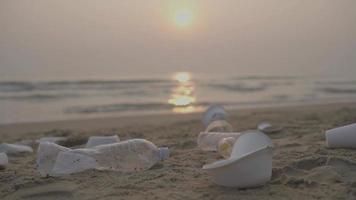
[[1, 0, 356, 80]]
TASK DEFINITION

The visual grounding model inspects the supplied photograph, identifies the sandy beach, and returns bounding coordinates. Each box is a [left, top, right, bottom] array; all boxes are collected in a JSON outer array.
[[1, 102, 356, 200]]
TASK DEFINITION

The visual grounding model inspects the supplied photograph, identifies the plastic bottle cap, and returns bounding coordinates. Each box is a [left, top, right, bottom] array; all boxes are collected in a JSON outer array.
[[158, 147, 170, 160]]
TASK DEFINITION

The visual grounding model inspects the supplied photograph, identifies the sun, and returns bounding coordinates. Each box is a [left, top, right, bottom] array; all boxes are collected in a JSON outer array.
[[174, 9, 194, 27]]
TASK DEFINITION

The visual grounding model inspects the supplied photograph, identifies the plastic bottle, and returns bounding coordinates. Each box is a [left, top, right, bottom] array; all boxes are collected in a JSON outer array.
[[205, 120, 233, 133], [197, 132, 242, 151], [37, 142, 70, 177], [51, 139, 170, 176], [217, 137, 236, 158]]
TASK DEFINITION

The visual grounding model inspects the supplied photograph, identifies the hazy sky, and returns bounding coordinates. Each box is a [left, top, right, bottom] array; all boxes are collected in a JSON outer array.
[[1, 0, 356, 80]]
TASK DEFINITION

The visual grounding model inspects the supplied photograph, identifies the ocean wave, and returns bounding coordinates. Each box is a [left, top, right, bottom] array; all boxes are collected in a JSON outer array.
[[65, 103, 207, 114], [207, 82, 268, 92], [317, 87, 356, 94], [233, 75, 298, 81], [0, 79, 171, 93]]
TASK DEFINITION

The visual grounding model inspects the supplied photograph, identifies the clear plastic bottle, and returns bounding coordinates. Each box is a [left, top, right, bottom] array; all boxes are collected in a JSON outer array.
[[197, 132, 242, 151], [205, 120, 233, 133], [37, 142, 70, 177], [51, 139, 169, 175]]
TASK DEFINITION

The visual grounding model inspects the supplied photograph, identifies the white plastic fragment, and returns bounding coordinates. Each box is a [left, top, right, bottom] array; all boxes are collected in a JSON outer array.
[[0, 153, 8, 168], [257, 122, 283, 134], [85, 135, 120, 148], [326, 123, 356, 148], [0, 143, 33, 154], [203, 130, 273, 188], [205, 120, 233, 133], [36, 137, 68, 144], [37, 142, 70, 177], [202, 105, 229, 127]]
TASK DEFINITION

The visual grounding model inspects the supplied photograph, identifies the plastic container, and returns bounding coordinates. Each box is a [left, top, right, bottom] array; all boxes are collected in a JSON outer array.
[[205, 120, 233, 133], [203, 130, 273, 188], [217, 137, 236, 158], [326, 123, 356, 148], [85, 135, 120, 148], [0, 153, 8, 168], [202, 105, 229, 127], [0, 143, 33, 154], [197, 132, 242, 151], [37, 142, 70, 177], [38, 139, 170, 176]]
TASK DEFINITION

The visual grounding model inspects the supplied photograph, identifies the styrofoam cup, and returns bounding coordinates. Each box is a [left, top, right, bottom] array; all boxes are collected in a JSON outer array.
[[326, 123, 356, 148], [203, 130, 273, 188]]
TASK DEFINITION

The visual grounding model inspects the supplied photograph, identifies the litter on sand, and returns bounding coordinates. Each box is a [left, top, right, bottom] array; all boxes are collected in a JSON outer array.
[[0, 143, 33, 154], [37, 139, 169, 176], [257, 122, 283, 134], [85, 135, 120, 148], [203, 130, 273, 188], [325, 123, 356, 148], [0, 153, 8, 169]]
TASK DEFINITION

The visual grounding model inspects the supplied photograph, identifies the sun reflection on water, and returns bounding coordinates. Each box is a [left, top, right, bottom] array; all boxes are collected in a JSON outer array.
[[168, 72, 202, 114]]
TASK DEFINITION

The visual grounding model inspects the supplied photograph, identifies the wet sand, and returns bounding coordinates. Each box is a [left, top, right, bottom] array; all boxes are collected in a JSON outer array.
[[1, 102, 356, 200]]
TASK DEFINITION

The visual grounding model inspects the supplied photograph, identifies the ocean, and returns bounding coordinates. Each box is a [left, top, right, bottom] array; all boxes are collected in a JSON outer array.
[[1, 73, 356, 124]]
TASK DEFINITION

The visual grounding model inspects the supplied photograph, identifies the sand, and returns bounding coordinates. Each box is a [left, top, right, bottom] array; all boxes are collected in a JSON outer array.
[[1, 103, 356, 200]]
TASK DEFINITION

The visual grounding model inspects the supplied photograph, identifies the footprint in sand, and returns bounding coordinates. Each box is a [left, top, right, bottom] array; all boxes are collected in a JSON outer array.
[[273, 156, 356, 188]]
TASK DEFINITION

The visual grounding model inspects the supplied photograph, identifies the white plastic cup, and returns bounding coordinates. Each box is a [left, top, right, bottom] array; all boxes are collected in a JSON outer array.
[[326, 123, 356, 148], [203, 130, 273, 188], [202, 105, 229, 127]]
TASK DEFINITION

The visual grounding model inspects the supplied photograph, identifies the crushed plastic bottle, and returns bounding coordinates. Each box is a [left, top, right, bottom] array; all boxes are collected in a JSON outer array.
[[37, 142, 70, 177], [197, 132, 242, 151], [85, 135, 120, 148], [37, 139, 169, 176], [0, 153, 8, 169], [217, 137, 236, 158], [0, 143, 33, 154], [205, 120, 233, 133]]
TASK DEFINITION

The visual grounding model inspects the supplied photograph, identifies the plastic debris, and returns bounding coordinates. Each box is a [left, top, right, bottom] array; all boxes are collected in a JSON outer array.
[[203, 130, 273, 188], [0, 153, 8, 169], [217, 137, 236, 158], [0, 143, 33, 154], [197, 132, 242, 151], [326, 123, 356, 148], [85, 135, 120, 148], [257, 122, 283, 134], [37, 139, 169, 176], [202, 105, 229, 127], [36, 137, 68, 144], [205, 120, 233, 133], [37, 142, 70, 177]]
